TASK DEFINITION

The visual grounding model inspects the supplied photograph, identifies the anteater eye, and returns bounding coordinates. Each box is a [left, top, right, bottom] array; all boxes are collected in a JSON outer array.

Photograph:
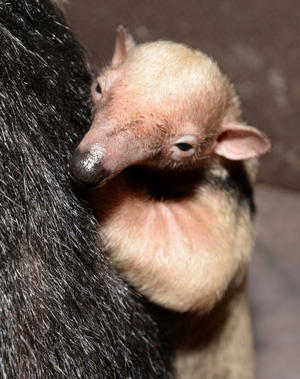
[[175, 143, 193, 151], [95, 83, 102, 94]]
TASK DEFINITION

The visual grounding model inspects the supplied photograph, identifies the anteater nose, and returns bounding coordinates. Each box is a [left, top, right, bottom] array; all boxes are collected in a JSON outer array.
[[70, 145, 110, 186]]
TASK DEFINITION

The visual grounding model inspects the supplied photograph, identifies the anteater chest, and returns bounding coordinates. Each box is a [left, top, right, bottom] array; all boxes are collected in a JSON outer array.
[[89, 166, 222, 257]]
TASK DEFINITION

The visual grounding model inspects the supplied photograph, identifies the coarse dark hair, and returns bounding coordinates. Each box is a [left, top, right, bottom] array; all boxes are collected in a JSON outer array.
[[0, 0, 173, 377]]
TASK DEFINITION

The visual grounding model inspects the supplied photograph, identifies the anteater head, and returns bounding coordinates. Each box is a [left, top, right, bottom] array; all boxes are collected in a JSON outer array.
[[71, 26, 271, 187]]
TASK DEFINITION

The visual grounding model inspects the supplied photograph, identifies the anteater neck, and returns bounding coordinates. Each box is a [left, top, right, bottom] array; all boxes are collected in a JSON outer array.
[[122, 165, 206, 201]]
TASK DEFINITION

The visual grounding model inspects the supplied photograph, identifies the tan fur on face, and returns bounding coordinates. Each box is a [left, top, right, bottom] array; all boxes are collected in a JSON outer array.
[[86, 42, 240, 175], [119, 42, 230, 117]]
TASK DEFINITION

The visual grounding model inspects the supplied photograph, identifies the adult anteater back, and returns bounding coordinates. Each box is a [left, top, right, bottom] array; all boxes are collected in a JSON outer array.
[[0, 1, 172, 378]]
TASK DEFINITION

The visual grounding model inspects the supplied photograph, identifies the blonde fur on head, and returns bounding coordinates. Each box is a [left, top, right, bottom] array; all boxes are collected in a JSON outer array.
[[112, 41, 232, 140]]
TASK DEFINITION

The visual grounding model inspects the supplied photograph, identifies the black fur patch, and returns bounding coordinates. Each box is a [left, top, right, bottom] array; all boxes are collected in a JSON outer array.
[[0, 1, 173, 377], [123, 165, 206, 201], [122, 161, 254, 217]]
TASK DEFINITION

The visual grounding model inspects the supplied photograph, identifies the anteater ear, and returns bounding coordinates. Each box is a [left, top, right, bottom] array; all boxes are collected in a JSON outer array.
[[213, 121, 271, 160], [111, 25, 136, 68]]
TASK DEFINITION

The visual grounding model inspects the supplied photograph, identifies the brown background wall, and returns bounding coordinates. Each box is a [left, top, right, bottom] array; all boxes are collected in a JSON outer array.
[[64, 0, 300, 190]]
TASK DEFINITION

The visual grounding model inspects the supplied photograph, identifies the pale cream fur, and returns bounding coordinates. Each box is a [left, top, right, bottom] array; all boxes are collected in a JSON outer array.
[[89, 41, 232, 161], [174, 286, 255, 379], [92, 159, 254, 312], [77, 38, 266, 312], [72, 26, 271, 379]]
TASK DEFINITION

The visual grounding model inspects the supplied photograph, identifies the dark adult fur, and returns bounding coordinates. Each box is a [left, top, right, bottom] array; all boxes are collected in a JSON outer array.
[[0, 1, 173, 377]]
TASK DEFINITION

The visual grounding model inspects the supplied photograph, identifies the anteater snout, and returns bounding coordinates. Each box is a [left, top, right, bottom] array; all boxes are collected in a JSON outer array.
[[71, 145, 110, 186]]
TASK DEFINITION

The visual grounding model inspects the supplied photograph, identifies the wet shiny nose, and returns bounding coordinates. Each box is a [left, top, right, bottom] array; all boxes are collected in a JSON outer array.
[[70, 145, 110, 186]]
